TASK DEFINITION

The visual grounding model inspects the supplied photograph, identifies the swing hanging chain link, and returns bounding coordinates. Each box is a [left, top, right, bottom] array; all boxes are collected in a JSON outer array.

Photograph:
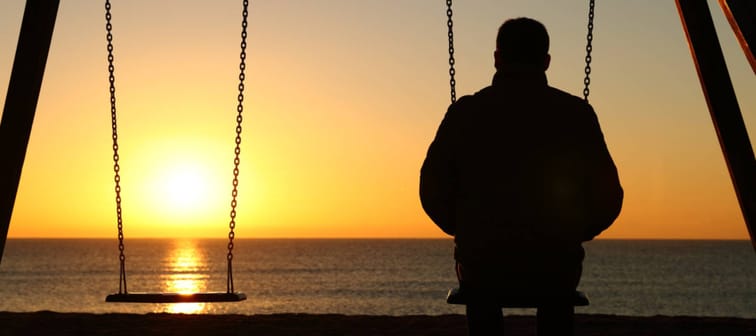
[[446, 0, 456, 104], [105, 0, 127, 295], [227, 0, 248, 294], [583, 0, 595, 102]]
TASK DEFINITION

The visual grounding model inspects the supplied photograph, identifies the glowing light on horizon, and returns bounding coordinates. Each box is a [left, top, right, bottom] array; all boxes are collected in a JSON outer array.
[[161, 168, 211, 212], [128, 147, 232, 232], [149, 160, 224, 216]]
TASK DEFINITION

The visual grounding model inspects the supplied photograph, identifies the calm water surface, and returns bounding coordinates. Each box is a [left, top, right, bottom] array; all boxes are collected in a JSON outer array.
[[0, 239, 753, 317]]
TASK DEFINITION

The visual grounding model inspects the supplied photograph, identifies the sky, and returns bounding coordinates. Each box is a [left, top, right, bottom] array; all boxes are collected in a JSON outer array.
[[1, 0, 754, 239]]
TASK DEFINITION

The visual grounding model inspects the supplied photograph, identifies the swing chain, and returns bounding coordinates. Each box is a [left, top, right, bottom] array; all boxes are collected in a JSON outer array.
[[227, 0, 248, 294], [105, 0, 127, 295], [583, 0, 595, 102], [446, 0, 456, 104]]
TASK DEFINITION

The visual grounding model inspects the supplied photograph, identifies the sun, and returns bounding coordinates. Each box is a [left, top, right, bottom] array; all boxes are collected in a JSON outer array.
[[141, 159, 227, 222], [161, 167, 210, 211]]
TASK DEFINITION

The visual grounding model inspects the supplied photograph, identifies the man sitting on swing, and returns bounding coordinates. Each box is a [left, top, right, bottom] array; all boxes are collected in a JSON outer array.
[[420, 17, 623, 336]]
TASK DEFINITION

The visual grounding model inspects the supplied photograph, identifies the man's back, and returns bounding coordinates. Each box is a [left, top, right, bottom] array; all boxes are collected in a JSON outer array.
[[420, 70, 623, 277]]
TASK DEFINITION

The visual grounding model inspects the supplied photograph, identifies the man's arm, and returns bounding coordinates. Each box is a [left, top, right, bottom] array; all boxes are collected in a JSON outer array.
[[582, 107, 624, 241], [419, 103, 463, 236]]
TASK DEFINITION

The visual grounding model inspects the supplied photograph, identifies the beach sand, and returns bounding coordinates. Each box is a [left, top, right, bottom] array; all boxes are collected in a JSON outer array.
[[0, 312, 754, 336]]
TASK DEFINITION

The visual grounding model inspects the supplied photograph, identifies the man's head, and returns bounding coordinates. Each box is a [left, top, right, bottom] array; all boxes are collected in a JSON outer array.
[[495, 17, 551, 72]]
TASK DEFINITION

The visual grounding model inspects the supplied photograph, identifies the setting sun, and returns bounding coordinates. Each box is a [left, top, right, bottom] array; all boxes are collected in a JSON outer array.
[[117, 139, 236, 236], [155, 164, 215, 213]]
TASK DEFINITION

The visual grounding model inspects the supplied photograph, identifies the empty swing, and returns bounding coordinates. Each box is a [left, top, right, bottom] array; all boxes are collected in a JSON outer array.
[[442, 0, 596, 308], [104, 0, 249, 303]]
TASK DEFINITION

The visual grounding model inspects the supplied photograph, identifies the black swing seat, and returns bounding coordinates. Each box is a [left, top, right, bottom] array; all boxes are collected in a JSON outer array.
[[106, 292, 247, 303], [446, 287, 589, 308]]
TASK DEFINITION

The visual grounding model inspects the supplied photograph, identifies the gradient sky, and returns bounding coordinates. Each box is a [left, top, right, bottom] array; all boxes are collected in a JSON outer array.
[[1, 0, 754, 239]]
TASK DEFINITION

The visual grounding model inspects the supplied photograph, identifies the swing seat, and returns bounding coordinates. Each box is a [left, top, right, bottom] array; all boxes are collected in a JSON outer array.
[[106, 291, 247, 303], [446, 287, 589, 308]]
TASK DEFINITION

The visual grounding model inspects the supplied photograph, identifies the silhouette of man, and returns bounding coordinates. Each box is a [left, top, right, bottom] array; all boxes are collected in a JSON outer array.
[[420, 18, 623, 336]]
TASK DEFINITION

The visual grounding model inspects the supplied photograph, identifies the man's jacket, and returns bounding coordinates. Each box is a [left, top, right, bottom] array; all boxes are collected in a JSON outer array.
[[420, 70, 623, 268]]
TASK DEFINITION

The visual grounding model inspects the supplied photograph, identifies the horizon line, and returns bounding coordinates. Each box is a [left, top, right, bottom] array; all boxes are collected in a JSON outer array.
[[3, 237, 752, 241]]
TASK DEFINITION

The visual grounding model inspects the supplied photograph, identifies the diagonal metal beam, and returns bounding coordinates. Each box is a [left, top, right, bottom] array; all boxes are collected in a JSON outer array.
[[0, 0, 60, 264], [676, 0, 756, 251], [719, 0, 756, 73]]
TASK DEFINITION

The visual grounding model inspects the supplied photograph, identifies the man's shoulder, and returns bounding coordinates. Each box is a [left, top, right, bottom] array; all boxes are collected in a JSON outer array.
[[448, 87, 492, 112], [471, 85, 497, 100], [470, 84, 587, 105], [452, 84, 594, 117], [545, 86, 590, 107], [450, 86, 496, 109]]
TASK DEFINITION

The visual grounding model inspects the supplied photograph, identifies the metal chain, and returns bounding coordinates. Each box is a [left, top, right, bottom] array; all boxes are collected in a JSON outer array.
[[227, 0, 248, 294], [446, 0, 456, 104], [583, 0, 595, 102], [105, 0, 127, 295]]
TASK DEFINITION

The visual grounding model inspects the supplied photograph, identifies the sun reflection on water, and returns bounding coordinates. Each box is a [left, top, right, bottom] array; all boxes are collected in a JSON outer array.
[[165, 301, 206, 314], [161, 240, 209, 314]]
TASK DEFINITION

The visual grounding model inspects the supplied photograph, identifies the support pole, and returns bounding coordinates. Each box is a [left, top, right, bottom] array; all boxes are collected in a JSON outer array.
[[0, 0, 60, 264], [676, 0, 756, 251], [718, 0, 756, 73]]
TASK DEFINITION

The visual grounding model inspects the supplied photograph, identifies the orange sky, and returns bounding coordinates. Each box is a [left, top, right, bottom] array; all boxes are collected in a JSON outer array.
[[1, 0, 754, 239]]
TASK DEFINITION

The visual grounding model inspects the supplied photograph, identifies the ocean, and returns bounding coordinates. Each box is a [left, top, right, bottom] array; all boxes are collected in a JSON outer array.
[[0, 239, 753, 318]]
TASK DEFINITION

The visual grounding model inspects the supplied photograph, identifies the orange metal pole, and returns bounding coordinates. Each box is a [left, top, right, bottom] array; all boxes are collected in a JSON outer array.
[[676, 0, 756, 251]]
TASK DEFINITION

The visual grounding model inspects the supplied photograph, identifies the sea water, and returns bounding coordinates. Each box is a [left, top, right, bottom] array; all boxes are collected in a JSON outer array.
[[0, 239, 753, 317]]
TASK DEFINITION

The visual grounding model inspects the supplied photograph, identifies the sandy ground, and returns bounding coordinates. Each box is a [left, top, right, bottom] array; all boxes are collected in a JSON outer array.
[[0, 312, 754, 336]]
